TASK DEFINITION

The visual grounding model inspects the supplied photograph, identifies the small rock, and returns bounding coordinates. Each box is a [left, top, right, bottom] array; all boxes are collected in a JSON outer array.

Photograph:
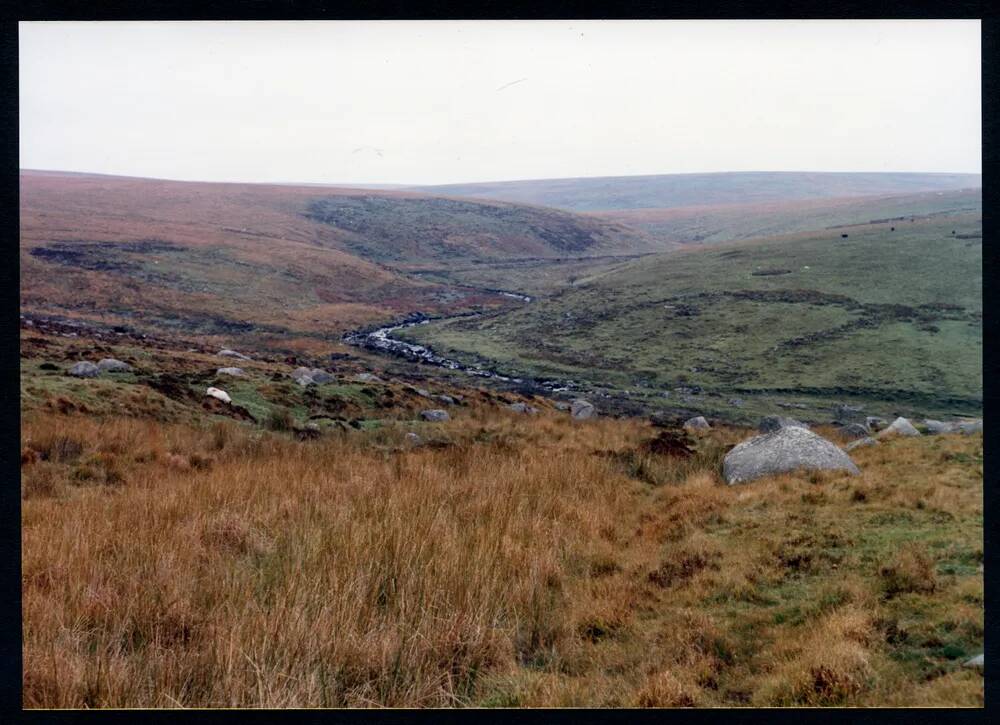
[[420, 409, 450, 422], [67, 361, 100, 378], [96, 358, 131, 373], [759, 416, 809, 434], [355, 372, 383, 384], [683, 416, 710, 431], [837, 423, 871, 440], [865, 416, 889, 432], [507, 402, 538, 414], [570, 399, 596, 420], [405, 432, 423, 446], [413, 388, 432, 398], [554, 402, 571, 412], [218, 349, 251, 360], [878, 417, 921, 438], [436, 394, 456, 406], [216, 367, 245, 377], [923, 419, 959, 435], [845, 437, 879, 452], [205, 387, 232, 404], [963, 654, 983, 671]]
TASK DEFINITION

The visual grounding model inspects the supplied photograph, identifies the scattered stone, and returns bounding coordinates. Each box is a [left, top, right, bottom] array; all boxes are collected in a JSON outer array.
[[436, 394, 457, 406], [845, 437, 879, 452], [963, 654, 983, 671], [507, 402, 538, 415], [570, 399, 596, 420], [405, 432, 423, 446], [958, 419, 983, 435], [355, 372, 383, 383], [832, 404, 866, 425], [96, 358, 131, 373], [67, 361, 100, 378], [759, 416, 809, 434], [205, 387, 232, 404], [218, 349, 251, 360], [723, 426, 861, 485], [420, 409, 450, 422], [923, 419, 960, 435], [837, 423, 871, 440], [683, 416, 710, 432], [866, 416, 889, 432], [216, 367, 245, 377], [878, 417, 921, 438]]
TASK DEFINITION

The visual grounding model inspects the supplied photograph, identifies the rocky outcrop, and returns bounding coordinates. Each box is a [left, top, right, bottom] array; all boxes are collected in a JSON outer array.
[[723, 426, 860, 485]]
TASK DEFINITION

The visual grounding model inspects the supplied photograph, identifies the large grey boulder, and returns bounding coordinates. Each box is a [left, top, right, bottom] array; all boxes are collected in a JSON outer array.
[[67, 361, 100, 378], [292, 367, 335, 386], [217, 366, 245, 377], [759, 416, 809, 434], [723, 426, 860, 485], [878, 417, 921, 438], [958, 419, 983, 435], [923, 419, 959, 435], [436, 394, 457, 406], [205, 386, 232, 404], [97, 358, 131, 373], [571, 399, 596, 420], [845, 437, 879, 452], [684, 416, 710, 432], [420, 409, 450, 422], [218, 349, 251, 360]]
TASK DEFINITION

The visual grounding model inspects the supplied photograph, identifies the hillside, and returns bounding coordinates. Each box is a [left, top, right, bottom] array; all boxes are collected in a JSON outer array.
[[400, 210, 983, 422], [407, 171, 982, 212], [20, 171, 653, 352], [591, 189, 983, 246]]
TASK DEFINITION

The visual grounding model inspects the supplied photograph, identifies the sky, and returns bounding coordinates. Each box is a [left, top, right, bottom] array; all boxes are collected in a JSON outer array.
[[19, 20, 982, 186]]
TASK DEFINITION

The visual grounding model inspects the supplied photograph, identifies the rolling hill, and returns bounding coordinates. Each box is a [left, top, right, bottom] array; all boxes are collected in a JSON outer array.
[[399, 209, 983, 421], [19, 171, 653, 352], [406, 171, 982, 212]]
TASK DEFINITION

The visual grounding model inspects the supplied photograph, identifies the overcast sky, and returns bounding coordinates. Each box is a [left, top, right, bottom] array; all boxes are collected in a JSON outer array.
[[19, 20, 981, 185]]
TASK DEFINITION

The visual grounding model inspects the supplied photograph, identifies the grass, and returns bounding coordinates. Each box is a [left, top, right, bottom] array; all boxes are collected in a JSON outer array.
[[403, 212, 982, 422], [21, 407, 983, 707]]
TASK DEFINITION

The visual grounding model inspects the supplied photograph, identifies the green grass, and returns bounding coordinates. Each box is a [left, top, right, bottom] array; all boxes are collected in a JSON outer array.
[[403, 212, 982, 421]]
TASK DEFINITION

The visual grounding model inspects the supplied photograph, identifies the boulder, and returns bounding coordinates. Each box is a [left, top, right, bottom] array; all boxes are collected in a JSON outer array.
[[405, 432, 423, 446], [878, 417, 921, 438], [683, 416, 710, 432], [508, 402, 538, 415], [292, 368, 335, 386], [723, 426, 860, 485], [759, 416, 809, 434], [205, 387, 232, 404], [216, 367, 245, 377], [554, 402, 571, 412], [436, 394, 457, 406], [837, 423, 871, 440], [218, 349, 251, 360], [96, 358, 131, 373], [355, 372, 383, 384], [845, 437, 879, 452], [923, 419, 959, 435], [67, 361, 100, 378], [570, 399, 596, 420], [958, 419, 983, 435], [412, 388, 432, 398], [420, 409, 450, 422]]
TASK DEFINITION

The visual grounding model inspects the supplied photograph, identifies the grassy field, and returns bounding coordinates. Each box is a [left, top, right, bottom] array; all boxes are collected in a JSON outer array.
[[401, 212, 982, 422], [592, 189, 982, 246], [409, 171, 982, 212], [22, 407, 983, 707]]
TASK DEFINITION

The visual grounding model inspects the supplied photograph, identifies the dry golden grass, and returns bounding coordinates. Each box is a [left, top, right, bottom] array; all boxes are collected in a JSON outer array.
[[21, 410, 984, 708]]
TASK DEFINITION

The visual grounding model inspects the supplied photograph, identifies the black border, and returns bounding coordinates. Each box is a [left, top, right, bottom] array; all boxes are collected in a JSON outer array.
[[1, 3, 993, 724]]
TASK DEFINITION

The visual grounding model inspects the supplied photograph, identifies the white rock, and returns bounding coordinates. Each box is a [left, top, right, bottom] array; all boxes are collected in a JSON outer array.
[[205, 387, 232, 404]]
